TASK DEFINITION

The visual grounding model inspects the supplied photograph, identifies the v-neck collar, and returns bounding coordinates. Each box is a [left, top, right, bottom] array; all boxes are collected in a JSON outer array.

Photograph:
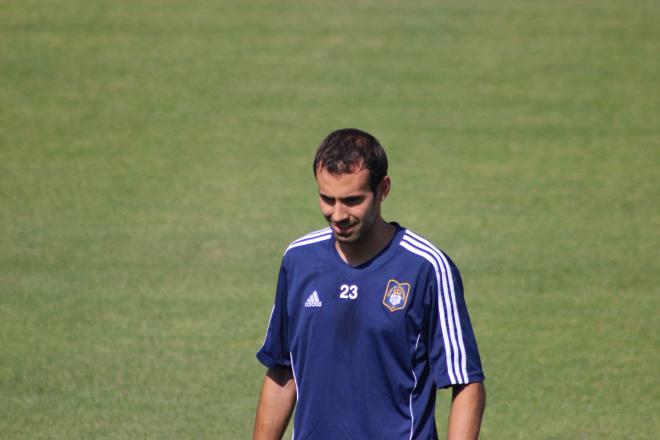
[[327, 223, 404, 274]]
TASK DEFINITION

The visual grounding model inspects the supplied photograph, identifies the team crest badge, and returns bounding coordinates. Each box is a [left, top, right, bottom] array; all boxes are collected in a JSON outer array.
[[382, 279, 411, 312]]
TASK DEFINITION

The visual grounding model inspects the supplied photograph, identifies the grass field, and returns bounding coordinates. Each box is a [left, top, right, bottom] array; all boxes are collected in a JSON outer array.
[[1, 0, 659, 438]]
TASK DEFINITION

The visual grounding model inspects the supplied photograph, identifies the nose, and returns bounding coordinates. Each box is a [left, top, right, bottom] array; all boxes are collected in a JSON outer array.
[[331, 202, 349, 224]]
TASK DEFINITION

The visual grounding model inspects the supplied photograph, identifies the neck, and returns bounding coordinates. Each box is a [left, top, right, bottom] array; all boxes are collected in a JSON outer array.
[[336, 219, 396, 267]]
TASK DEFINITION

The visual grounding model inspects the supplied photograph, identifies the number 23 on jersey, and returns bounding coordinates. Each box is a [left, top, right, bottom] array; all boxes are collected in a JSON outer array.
[[339, 284, 358, 300]]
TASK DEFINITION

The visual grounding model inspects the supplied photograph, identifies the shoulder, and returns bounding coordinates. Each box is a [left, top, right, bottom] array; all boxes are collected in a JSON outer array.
[[283, 227, 332, 258], [396, 228, 458, 273]]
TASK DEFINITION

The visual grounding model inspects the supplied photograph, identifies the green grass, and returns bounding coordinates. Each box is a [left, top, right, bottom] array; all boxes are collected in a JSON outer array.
[[1, 0, 659, 438]]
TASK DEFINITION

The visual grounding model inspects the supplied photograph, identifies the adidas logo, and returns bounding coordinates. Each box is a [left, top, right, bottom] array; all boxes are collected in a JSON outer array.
[[304, 291, 322, 308]]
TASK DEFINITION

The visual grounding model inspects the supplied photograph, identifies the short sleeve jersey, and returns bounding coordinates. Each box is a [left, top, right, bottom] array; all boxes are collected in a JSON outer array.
[[257, 225, 484, 440]]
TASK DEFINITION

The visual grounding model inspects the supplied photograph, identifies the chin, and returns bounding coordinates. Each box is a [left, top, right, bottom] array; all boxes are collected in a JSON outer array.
[[334, 231, 361, 243]]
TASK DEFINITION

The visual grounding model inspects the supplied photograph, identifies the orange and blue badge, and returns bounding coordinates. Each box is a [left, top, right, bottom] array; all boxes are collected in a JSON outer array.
[[382, 279, 411, 312]]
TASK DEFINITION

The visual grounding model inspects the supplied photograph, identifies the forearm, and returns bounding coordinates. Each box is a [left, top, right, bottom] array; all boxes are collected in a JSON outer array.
[[253, 367, 297, 440], [447, 382, 486, 440]]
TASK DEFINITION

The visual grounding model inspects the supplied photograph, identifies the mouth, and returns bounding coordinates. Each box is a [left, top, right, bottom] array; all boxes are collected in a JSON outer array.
[[332, 222, 356, 236]]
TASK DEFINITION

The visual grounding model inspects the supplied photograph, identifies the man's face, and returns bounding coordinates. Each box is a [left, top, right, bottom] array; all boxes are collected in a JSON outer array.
[[316, 165, 388, 244]]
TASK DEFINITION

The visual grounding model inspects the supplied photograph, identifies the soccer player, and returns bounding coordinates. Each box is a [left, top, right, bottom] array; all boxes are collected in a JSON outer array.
[[254, 129, 485, 440]]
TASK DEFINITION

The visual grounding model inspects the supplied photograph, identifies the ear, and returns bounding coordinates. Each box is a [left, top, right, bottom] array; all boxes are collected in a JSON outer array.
[[378, 176, 391, 201]]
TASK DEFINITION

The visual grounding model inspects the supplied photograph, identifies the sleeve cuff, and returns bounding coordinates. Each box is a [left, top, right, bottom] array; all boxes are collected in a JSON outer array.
[[256, 350, 291, 369], [436, 373, 485, 389]]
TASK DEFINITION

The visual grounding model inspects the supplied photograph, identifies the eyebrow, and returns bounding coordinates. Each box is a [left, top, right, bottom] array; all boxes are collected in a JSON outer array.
[[319, 193, 364, 201]]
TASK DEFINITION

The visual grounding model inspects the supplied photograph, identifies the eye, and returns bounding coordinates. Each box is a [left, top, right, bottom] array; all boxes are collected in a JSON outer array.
[[320, 195, 335, 205], [342, 196, 364, 206]]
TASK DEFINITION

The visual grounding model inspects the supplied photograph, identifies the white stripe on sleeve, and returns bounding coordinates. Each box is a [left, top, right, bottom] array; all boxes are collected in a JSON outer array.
[[405, 231, 469, 383], [399, 240, 458, 384]]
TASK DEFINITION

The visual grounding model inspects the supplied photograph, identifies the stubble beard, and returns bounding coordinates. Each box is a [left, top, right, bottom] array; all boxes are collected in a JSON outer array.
[[333, 216, 377, 246], [332, 224, 359, 243]]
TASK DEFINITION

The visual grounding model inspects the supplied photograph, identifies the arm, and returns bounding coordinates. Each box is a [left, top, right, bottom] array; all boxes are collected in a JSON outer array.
[[253, 367, 297, 440], [447, 382, 486, 440]]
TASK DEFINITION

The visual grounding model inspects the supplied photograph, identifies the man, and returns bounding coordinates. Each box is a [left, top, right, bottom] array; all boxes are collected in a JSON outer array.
[[254, 129, 485, 440]]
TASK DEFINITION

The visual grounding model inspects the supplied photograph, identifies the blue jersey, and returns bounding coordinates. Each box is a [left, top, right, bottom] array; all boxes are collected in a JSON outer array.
[[257, 224, 484, 440]]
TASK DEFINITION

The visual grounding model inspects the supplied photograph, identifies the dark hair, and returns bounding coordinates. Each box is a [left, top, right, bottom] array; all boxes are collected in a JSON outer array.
[[313, 128, 389, 193]]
